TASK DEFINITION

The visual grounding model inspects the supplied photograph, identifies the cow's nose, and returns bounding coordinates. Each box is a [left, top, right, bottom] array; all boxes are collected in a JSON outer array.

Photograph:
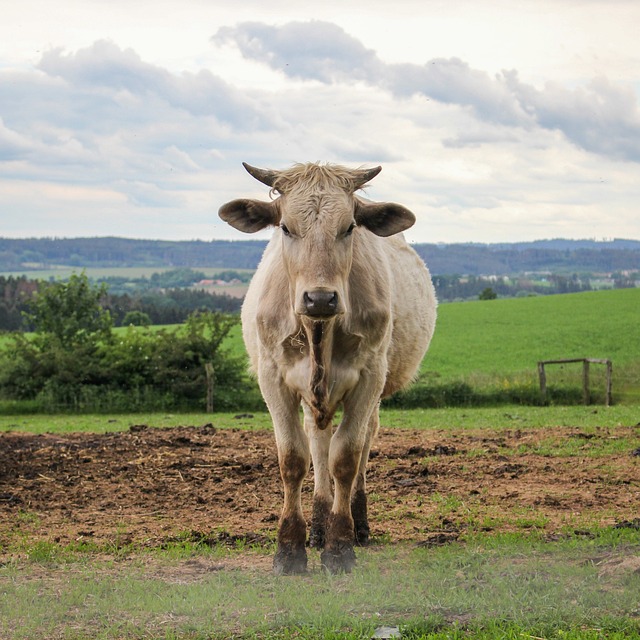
[[303, 290, 339, 317]]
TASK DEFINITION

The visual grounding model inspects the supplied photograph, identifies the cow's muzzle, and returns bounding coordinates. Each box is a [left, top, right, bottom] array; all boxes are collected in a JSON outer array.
[[303, 290, 339, 317]]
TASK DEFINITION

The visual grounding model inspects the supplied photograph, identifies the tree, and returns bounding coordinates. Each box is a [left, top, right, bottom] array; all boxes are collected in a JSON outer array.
[[0, 273, 114, 403], [478, 287, 497, 300], [25, 273, 112, 348]]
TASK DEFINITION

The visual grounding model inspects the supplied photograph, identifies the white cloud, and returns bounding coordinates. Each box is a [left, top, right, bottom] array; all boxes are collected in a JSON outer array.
[[0, 118, 33, 160], [0, 3, 639, 244], [37, 41, 267, 127], [217, 20, 640, 163], [214, 20, 383, 84]]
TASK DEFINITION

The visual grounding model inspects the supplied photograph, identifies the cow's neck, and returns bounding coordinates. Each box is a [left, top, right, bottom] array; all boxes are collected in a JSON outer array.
[[306, 319, 336, 431]]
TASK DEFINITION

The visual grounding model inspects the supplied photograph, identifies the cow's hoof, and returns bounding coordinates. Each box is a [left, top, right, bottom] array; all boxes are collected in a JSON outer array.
[[321, 544, 356, 574], [273, 546, 307, 575], [354, 523, 370, 546]]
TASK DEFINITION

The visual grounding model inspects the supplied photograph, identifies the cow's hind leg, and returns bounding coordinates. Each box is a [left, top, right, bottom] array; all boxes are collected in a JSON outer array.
[[303, 403, 333, 549], [351, 409, 379, 546], [321, 371, 384, 573]]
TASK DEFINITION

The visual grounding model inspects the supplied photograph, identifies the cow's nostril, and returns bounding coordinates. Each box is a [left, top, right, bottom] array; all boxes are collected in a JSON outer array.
[[303, 291, 339, 317]]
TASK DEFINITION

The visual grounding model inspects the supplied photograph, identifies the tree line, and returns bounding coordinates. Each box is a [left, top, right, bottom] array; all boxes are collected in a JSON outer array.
[[0, 274, 243, 332], [0, 237, 266, 271], [2, 236, 640, 276], [433, 273, 595, 301]]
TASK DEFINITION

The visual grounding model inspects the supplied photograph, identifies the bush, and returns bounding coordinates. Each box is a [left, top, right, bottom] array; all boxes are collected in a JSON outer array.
[[122, 310, 151, 327], [382, 378, 589, 409], [0, 273, 251, 412], [383, 381, 476, 409]]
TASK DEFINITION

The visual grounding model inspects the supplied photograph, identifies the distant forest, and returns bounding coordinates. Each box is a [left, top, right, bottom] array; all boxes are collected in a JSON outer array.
[[2, 236, 640, 276], [0, 274, 242, 332]]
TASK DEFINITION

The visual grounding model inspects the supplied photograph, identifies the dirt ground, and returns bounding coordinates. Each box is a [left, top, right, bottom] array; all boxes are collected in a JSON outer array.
[[1, 418, 639, 557]]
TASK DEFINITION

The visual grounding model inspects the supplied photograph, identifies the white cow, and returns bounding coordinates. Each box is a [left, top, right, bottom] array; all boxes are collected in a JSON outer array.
[[219, 162, 437, 573]]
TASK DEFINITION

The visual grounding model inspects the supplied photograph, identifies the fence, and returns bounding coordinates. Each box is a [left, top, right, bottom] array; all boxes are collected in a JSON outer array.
[[537, 358, 613, 406]]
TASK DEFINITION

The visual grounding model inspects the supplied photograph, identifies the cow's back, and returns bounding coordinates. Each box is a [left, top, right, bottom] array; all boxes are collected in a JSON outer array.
[[381, 234, 437, 397]]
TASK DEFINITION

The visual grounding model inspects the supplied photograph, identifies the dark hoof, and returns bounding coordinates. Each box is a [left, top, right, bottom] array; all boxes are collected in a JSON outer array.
[[321, 544, 356, 574], [273, 546, 307, 575], [354, 523, 370, 546]]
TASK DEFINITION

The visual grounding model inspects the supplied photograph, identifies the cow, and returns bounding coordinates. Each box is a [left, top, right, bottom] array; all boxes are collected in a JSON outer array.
[[219, 162, 437, 574]]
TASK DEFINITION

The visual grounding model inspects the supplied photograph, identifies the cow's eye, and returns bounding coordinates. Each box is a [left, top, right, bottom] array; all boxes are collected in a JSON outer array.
[[281, 224, 291, 237], [345, 223, 356, 236]]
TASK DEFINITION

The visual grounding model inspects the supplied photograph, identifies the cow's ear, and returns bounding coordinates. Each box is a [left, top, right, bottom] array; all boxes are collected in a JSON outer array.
[[219, 199, 279, 233], [355, 200, 416, 237]]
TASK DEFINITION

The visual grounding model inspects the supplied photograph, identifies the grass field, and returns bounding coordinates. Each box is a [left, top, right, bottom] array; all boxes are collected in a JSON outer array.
[[2, 531, 639, 640], [1, 404, 639, 434], [424, 288, 640, 378], [1, 288, 639, 408]]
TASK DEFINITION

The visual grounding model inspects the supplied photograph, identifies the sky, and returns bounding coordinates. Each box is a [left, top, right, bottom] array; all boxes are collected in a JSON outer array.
[[1, 0, 639, 244]]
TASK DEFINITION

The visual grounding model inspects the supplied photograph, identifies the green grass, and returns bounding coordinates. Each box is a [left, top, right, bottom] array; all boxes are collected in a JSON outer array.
[[1, 404, 639, 434], [186, 288, 640, 380], [424, 288, 640, 377], [0, 411, 273, 433], [222, 288, 640, 405], [1, 531, 639, 639]]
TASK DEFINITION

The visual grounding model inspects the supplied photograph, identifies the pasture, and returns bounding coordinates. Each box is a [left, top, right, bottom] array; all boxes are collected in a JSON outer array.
[[1, 406, 639, 639]]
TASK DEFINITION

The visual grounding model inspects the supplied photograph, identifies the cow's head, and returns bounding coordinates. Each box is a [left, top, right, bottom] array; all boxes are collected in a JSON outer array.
[[219, 162, 416, 320]]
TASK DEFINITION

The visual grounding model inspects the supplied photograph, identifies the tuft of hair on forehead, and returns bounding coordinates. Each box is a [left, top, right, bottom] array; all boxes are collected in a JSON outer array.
[[272, 162, 379, 195]]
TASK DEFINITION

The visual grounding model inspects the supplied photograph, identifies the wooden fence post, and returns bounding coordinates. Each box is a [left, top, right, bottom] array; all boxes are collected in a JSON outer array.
[[582, 359, 590, 405], [605, 360, 613, 407], [537, 361, 547, 404], [205, 363, 214, 413]]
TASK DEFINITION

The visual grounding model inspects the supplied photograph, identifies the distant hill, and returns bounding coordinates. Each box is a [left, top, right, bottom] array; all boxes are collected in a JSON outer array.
[[1, 236, 639, 276], [413, 239, 640, 275]]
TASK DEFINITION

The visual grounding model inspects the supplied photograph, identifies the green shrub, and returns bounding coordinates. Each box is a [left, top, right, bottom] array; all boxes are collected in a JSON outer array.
[[0, 273, 250, 412]]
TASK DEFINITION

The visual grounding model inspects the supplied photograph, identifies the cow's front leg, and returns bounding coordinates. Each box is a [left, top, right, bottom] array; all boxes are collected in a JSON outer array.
[[321, 373, 383, 573], [321, 432, 359, 573], [274, 441, 309, 575], [351, 408, 380, 546], [259, 360, 310, 575]]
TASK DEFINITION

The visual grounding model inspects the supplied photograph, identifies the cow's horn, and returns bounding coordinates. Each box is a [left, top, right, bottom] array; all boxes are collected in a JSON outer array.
[[242, 162, 277, 188], [353, 166, 382, 190]]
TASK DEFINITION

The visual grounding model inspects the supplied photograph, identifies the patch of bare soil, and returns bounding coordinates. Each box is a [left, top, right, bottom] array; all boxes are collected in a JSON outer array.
[[0, 421, 638, 557]]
